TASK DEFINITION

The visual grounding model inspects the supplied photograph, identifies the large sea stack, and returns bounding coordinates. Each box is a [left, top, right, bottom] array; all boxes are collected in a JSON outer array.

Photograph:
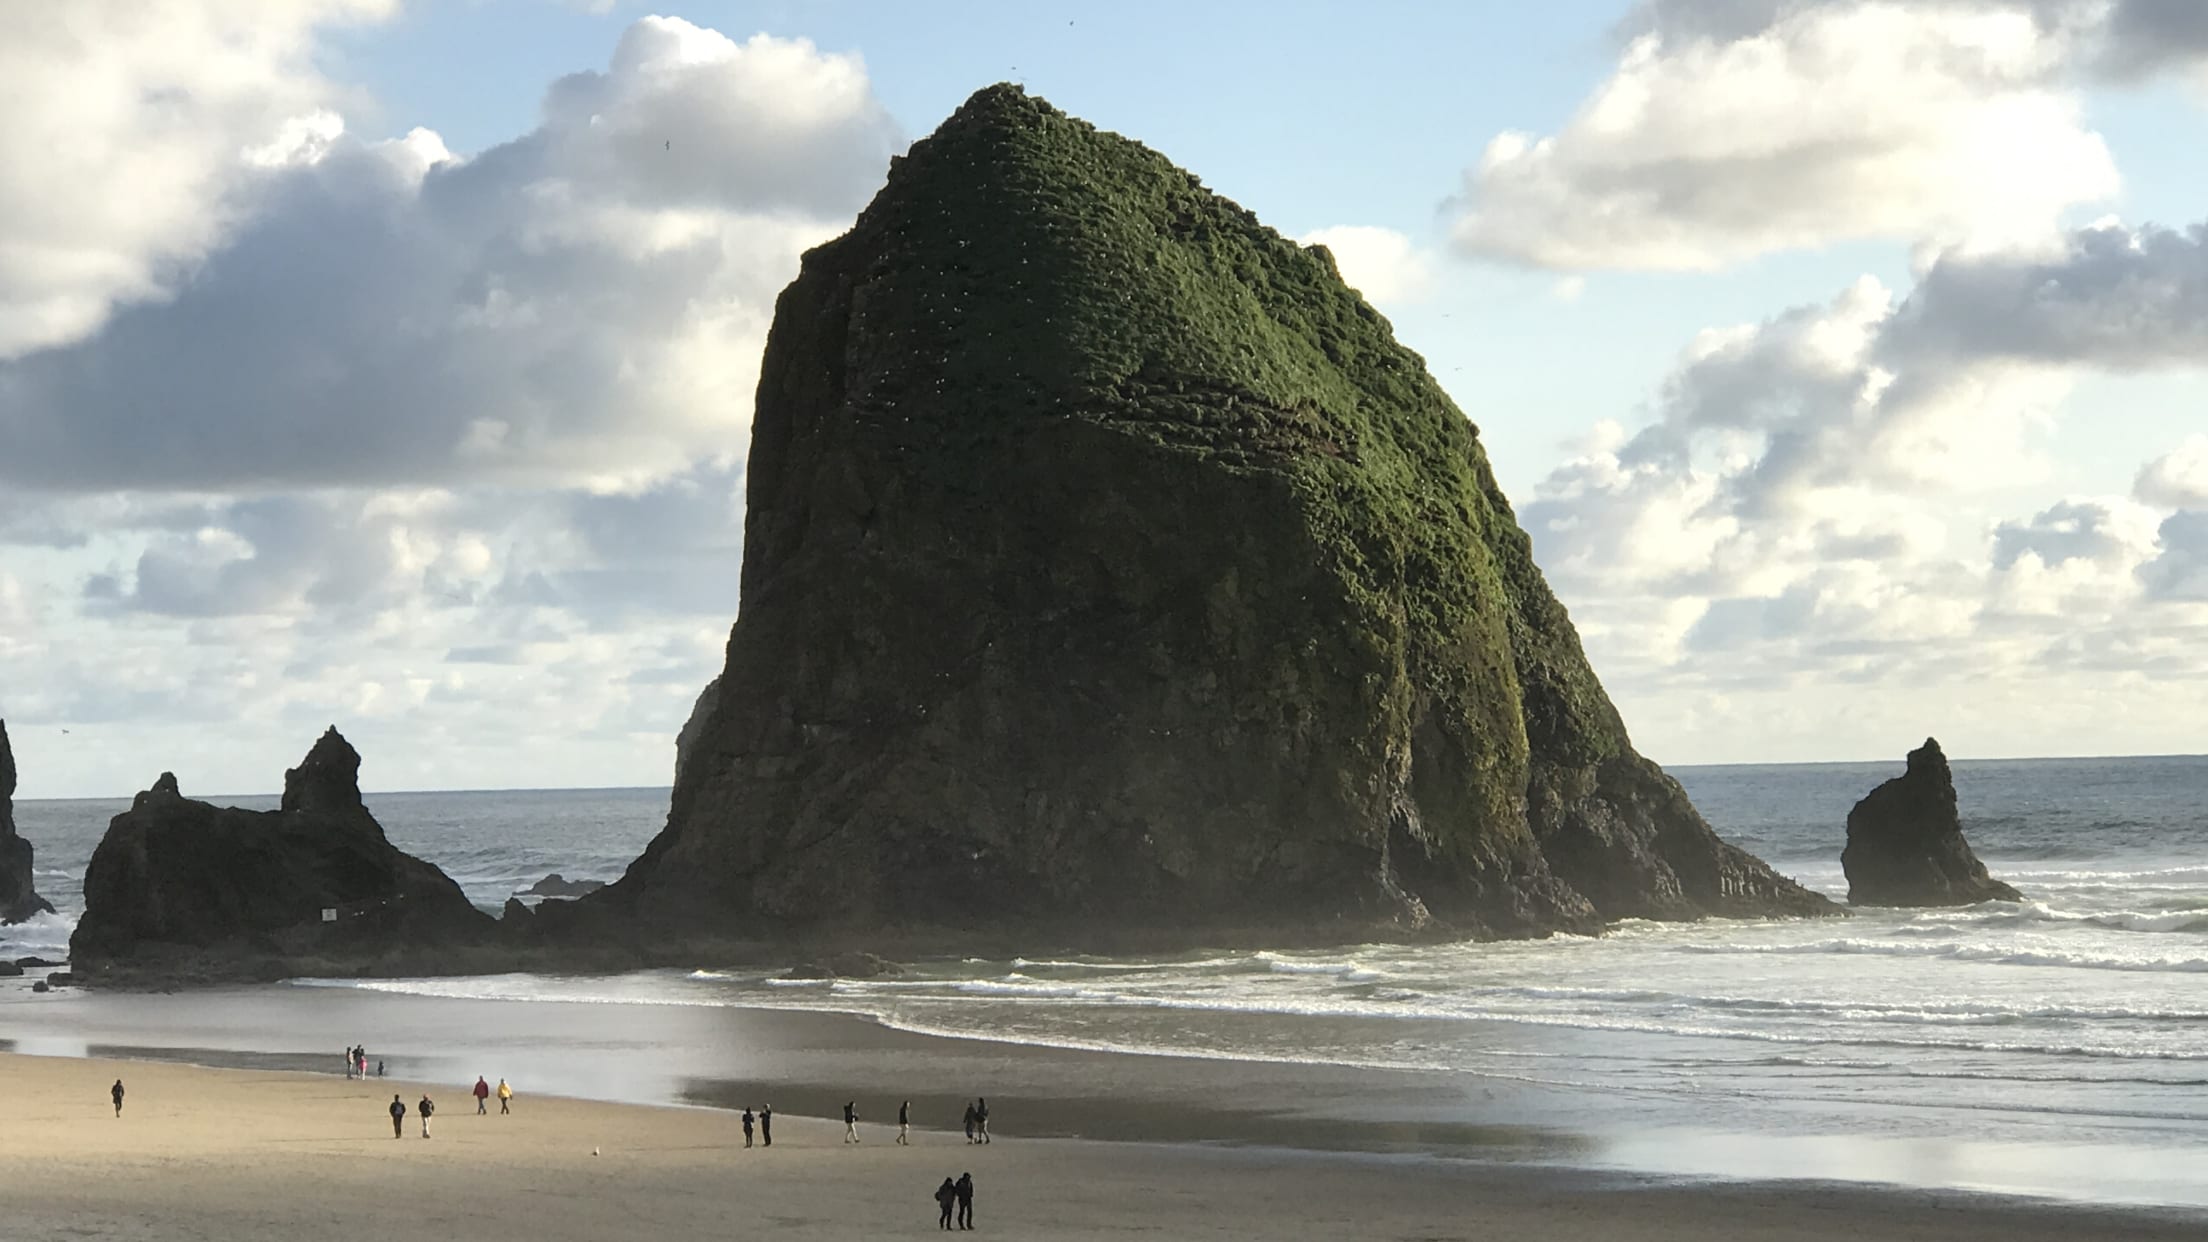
[[0, 720, 56, 924], [598, 85, 1834, 945], [71, 728, 492, 978], [1841, 738, 2020, 907]]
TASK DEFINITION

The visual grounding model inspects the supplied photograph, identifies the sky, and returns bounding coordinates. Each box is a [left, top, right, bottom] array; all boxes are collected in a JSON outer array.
[[4, 0, 2208, 797]]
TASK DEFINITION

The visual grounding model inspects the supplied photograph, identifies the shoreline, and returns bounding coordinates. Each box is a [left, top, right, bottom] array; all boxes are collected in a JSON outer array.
[[2, 981, 2206, 1222], [0, 1050, 2201, 1241]]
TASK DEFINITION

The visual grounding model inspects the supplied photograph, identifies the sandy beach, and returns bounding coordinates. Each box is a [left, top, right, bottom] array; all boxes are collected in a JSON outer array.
[[0, 1050, 2197, 1242]]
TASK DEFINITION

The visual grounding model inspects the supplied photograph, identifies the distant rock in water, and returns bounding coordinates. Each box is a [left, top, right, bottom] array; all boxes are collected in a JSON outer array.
[[71, 727, 493, 979], [522, 873, 605, 899], [0, 720, 56, 924], [594, 84, 1835, 946], [1842, 738, 2021, 907]]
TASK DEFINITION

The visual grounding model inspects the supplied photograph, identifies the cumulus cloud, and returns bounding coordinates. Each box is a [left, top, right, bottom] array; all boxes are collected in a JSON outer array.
[[1451, 1, 2115, 270], [2135, 436, 2208, 508], [0, 16, 900, 493], [0, 0, 395, 359], [1298, 226, 1436, 304], [0, 9, 902, 794]]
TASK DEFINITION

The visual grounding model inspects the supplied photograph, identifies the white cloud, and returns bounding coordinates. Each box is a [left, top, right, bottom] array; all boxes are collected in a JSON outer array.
[[1453, 1, 2116, 270], [2136, 436, 2208, 508], [0, 15, 901, 493], [0, 0, 396, 359], [1297, 226, 1436, 304]]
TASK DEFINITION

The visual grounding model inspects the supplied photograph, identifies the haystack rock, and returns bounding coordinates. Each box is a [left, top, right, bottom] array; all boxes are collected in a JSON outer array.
[[71, 728, 492, 977], [1842, 738, 2020, 907], [594, 85, 1835, 944], [0, 720, 56, 924]]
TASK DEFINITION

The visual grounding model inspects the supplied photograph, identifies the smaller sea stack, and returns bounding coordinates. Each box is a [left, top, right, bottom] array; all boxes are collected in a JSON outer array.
[[1841, 738, 2020, 907], [71, 727, 492, 978], [0, 720, 57, 924]]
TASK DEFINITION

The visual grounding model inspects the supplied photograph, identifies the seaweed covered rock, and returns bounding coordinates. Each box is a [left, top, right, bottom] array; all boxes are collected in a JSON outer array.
[[0, 720, 56, 925], [71, 728, 493, 977], [1842, 738, 2020, 907], [598, 85, 1833, 943]]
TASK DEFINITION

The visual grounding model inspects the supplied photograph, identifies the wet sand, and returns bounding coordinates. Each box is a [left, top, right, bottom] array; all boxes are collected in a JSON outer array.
[[0, 1050, 2200, 1242]]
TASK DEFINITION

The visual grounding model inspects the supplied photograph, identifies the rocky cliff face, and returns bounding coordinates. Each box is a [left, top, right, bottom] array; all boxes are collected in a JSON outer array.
[[600, 85, 1834, 943], [71, 728, 492, 977], [0, 720, 56, 924], [1842, 738, 2020, 907]]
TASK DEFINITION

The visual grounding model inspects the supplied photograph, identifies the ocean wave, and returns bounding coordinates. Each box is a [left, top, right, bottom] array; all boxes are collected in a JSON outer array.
[[1676, 937, 2208, 973]]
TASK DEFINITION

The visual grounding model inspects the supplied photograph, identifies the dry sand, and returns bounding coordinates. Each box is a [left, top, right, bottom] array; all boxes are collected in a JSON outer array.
[[0, 1051, 2196, 1241]]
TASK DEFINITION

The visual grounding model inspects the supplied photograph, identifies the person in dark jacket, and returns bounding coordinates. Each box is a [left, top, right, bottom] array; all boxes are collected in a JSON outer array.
[[962, 1101, 976, 1144], [741, 1108, 754, 1148], [934, 1177, 957, 1230], [760, 1104, 772, 1146], [976, 1098, 990, 1144], [473, 1076, 490, 1114], [843, 1100, 860, 1143], [897, 1099, 910, 1145], [110, 1079, 124, 1117], [417, 1093, 435, 1138], [388, 1094, 407, 1138], [955, 1172, 975, 1230]]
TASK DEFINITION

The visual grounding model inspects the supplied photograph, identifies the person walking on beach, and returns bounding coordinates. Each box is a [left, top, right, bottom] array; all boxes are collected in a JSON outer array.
[[389, 1094, 407, 1139], [898, 1099, 910, 1145], [844, 1100, 860, 1143], [473, 1076, 490, 1114], [345, 1047, 355, 1079], [955, 1171, 974, 1230], [976, 1098, 990, 1144], [760, 1104, 772, 1146], [962, 1101, 977, 1144], [418, 1093, 435, 1138], [934, 1177, 957, 1230], [110, 1079, 124, 1117], [741, 1108, 754, 1148], [497, 1078, 512, 1114]]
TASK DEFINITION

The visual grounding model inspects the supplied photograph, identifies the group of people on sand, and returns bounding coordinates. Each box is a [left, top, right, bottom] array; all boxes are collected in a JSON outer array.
[[379, 1077, 511, 1137], [804, 1098, 992, 1147], [962, 1098, 990, 1144], [343, 1044, 382, 1079]]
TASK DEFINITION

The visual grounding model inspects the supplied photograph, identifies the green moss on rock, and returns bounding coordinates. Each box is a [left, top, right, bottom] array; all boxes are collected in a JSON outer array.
[[604, 85, 1835, 942]]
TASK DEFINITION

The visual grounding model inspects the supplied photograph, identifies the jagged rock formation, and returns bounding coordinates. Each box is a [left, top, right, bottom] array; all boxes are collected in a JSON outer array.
[[1842, 738, 2020, 907], [71, 728, 493, 977], [673, 676, 722, 788], [522, 873, 605, 898], [595, 85, 1834, 944], [0, 720, 56, 924]]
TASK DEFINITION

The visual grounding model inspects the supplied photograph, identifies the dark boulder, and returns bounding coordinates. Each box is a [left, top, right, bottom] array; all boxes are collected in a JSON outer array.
[[0, 720, 56, 924], [0, 962, 20, 977], [13, 956, 58, 968], [590, 85, 1834, 947], [70, 728, 494, 978], [45, 971, 70, 987], [1842, 739, 2021, 907], [522, 873, 605, 899], [501, 897, 534, 922]]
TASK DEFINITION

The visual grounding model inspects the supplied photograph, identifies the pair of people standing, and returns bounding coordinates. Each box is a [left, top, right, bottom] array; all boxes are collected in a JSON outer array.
[[388, 1093, 433, 1137], [961, 1099, 990, 1144], [741, 1104, 773, 1148], [471, 1076, 515, 1114], [933, 1173, 975, 1230]]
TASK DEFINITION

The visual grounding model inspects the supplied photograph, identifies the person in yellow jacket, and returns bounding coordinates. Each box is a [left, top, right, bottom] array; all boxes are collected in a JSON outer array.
[[496, 1078, 513, 1115]]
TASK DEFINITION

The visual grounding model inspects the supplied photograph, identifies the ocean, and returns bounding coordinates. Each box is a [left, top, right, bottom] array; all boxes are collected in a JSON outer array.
[[8, 755, 2208, 1206]]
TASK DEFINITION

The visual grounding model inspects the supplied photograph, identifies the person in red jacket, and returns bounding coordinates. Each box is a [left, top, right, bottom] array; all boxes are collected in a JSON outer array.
[[473, 1076, 491, 1114]]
